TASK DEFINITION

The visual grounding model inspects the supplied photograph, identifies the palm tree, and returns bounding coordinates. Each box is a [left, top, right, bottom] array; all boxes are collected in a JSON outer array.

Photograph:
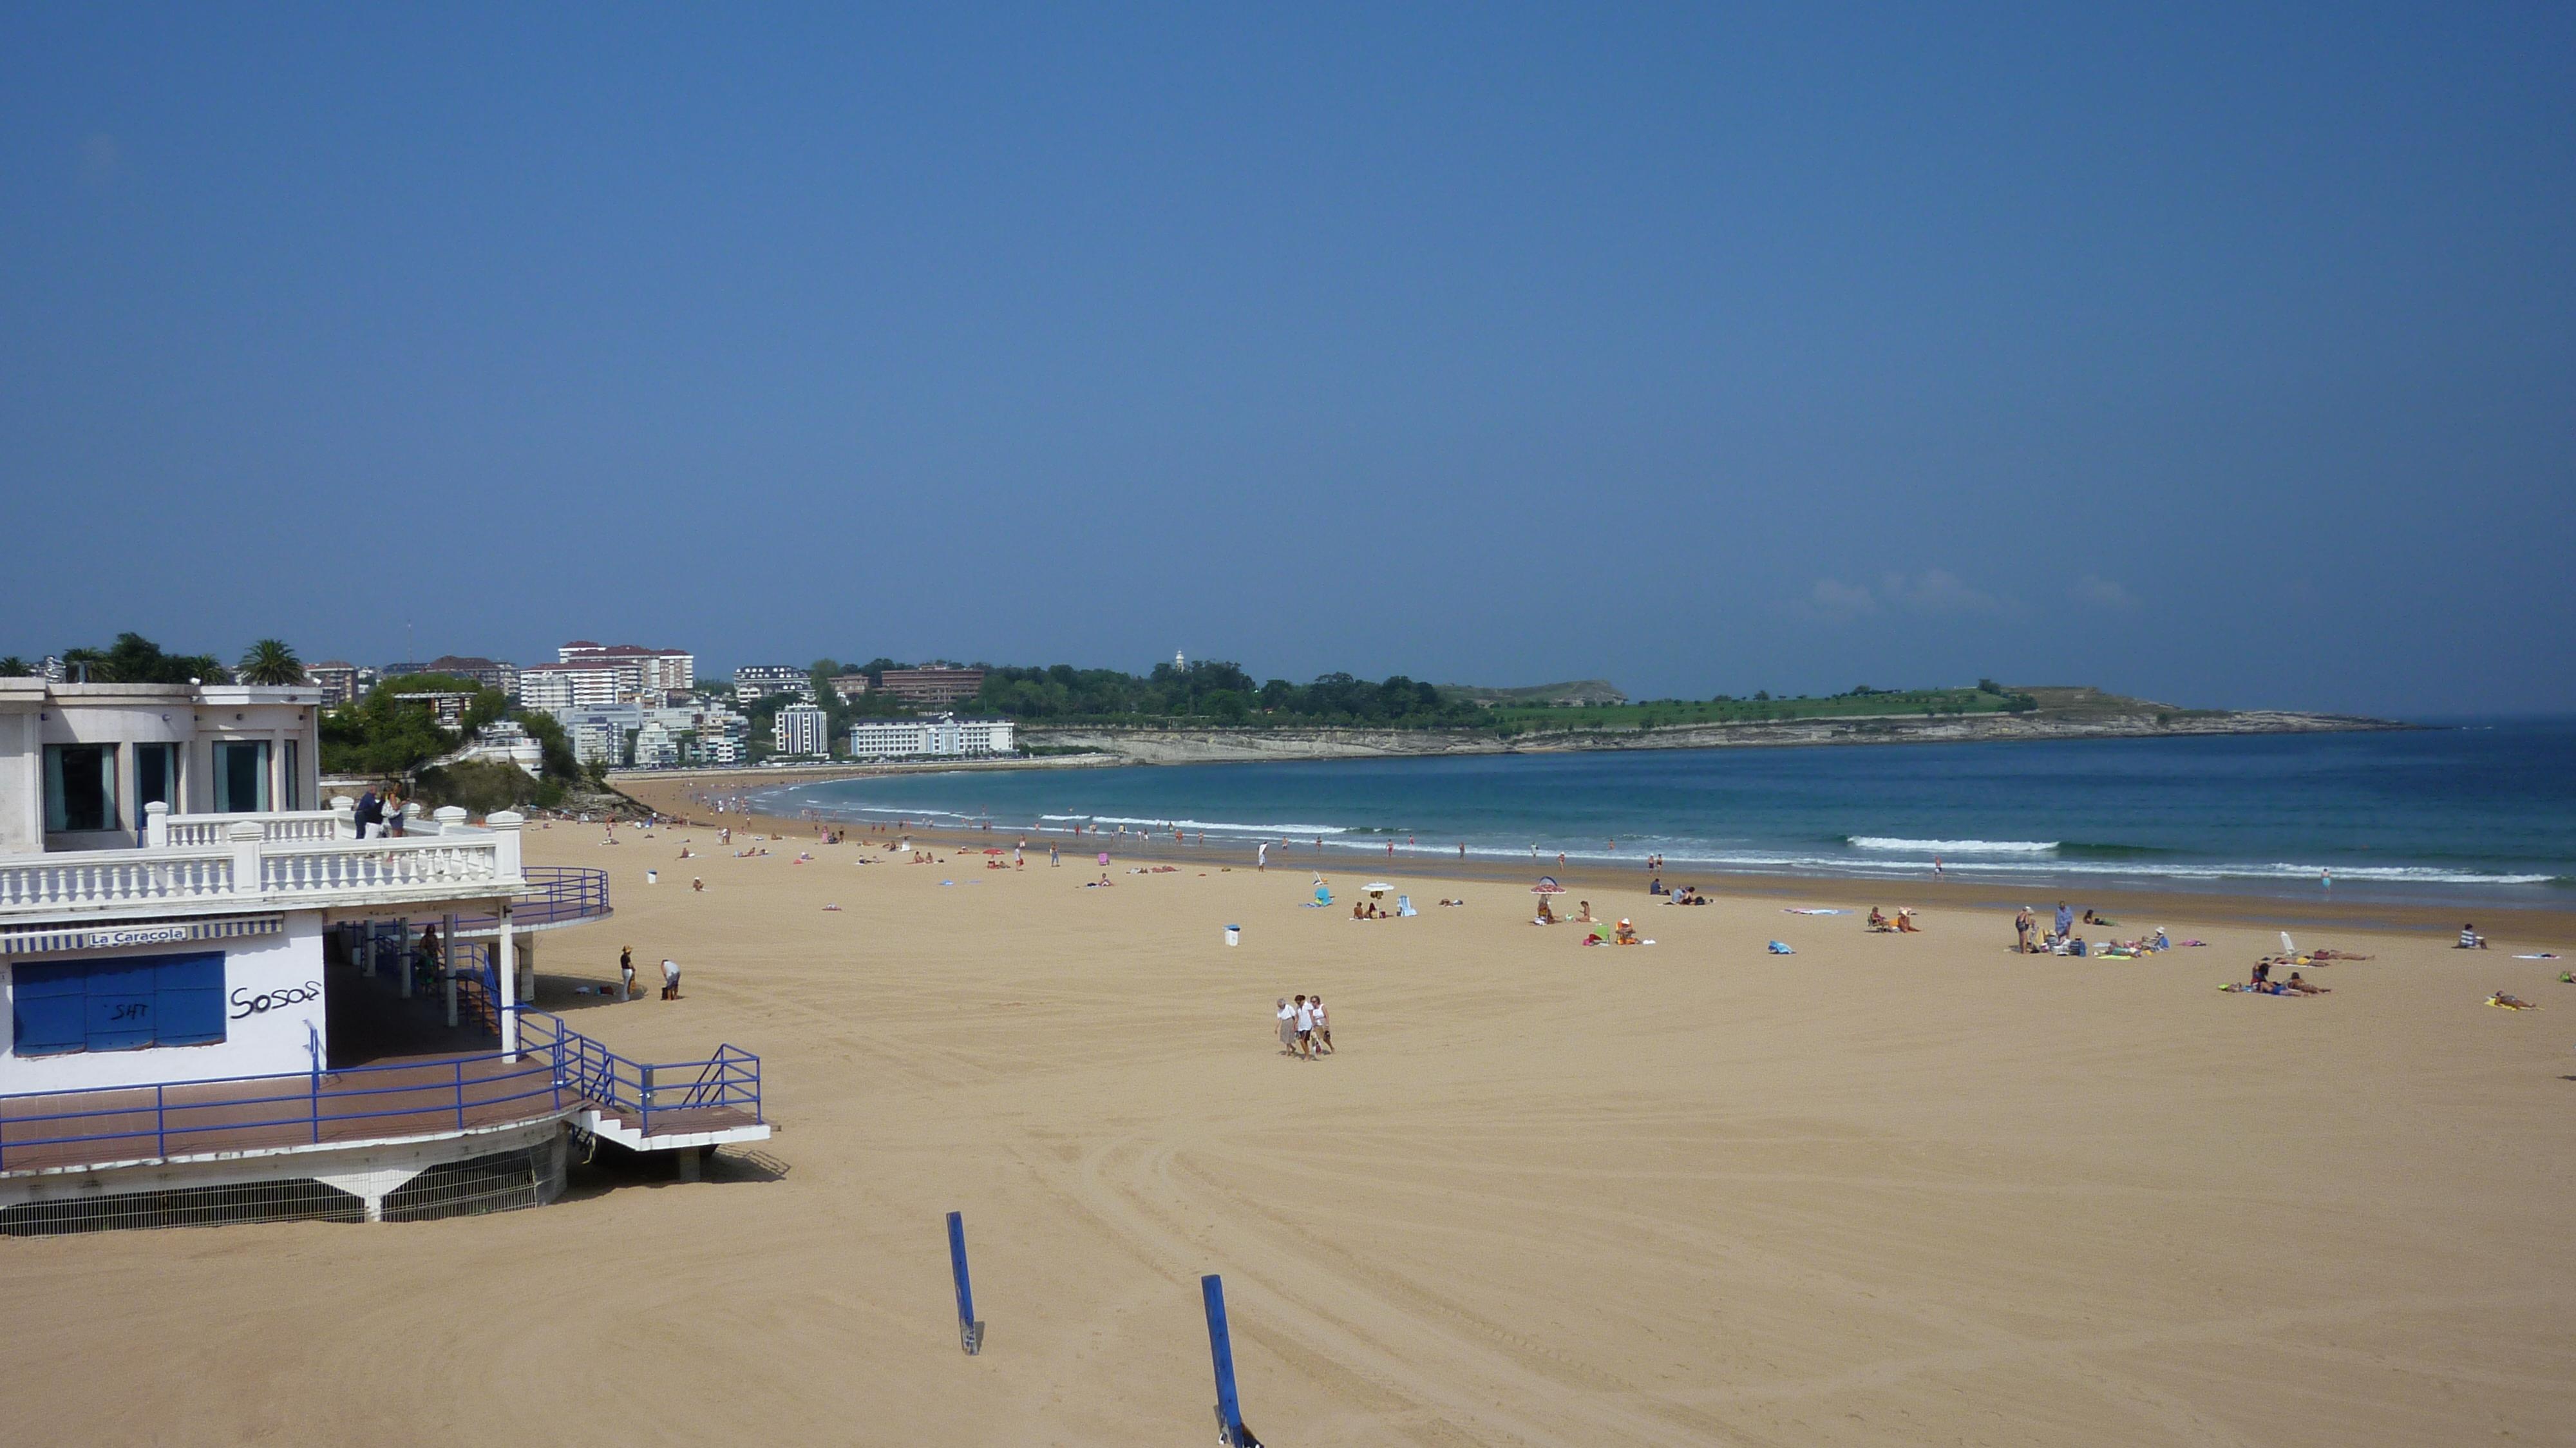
[[0, 656, 29, 677], [236, 639, 307, 686]]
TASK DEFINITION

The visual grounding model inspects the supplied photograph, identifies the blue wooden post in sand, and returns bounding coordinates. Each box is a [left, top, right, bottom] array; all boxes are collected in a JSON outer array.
[[947, 1211, 985, 1355], [1202, 1274, 1260, 1446]]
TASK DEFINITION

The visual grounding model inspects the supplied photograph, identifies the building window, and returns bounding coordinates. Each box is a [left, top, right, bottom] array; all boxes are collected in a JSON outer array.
[[43, 743, 118, 833], [135, 743, 179, 817], [11, 951, 228, 1055], [214, 741, 270, 813]]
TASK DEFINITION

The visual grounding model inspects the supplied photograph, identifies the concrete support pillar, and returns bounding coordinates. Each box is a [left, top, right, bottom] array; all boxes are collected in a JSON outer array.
[[442, 911, 459, 1029], [393, 919, 412, 998], [497, 902, 518, 1061]]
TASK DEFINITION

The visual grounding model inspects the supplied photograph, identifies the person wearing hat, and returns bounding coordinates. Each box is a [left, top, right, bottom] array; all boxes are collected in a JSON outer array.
[[1614, 918, 1640, 945]]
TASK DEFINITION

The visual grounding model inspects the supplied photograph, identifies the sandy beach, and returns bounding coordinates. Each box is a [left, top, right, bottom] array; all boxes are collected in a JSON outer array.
[[4, 807, 2571, 1445]]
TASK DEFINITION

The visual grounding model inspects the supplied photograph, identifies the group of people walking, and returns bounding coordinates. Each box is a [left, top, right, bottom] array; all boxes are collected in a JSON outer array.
[[1274, 994, 1332, 1060]]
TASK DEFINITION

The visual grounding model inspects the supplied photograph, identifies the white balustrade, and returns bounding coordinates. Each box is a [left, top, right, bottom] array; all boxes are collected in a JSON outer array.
[[157, 808, 348, 848], [0, 848, 234, 910], [0, 828, 517, 919]]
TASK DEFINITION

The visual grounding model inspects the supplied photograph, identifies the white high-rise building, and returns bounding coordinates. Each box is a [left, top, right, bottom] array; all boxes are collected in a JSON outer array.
[[517, 662, 625, 714], [557, 642, 695, 698], [773, 703, 829, 758]]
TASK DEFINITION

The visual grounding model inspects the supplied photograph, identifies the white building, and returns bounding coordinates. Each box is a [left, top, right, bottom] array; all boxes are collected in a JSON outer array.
[[694, 708, 748, 766], [845, 714, 1015, 760], [456, 721, 546, 777], [734, 665, 815, 702], [630, 720, 681, 769], [2, 680, 324, 853], [0, 677, 767, 1235], [773, 703, 829, 758], [516, 662, 625, 715], [558, 642, 694, 698]]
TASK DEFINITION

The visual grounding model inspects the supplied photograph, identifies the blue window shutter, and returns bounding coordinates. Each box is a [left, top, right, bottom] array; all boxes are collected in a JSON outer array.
[[12, 963, 88, 1054], [82, 958, 158, 1051], [155, 952, 227, 1047], [9, 952, 232, 1055]]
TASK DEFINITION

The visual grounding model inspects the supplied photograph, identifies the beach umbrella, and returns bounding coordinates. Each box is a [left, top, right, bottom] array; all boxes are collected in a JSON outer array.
[[1365, 882, 1392, 896], [1530, 876, 1566, 894]]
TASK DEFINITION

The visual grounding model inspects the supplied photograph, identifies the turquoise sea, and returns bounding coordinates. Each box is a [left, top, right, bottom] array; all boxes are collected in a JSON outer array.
[[752, 719, 2576, 907]]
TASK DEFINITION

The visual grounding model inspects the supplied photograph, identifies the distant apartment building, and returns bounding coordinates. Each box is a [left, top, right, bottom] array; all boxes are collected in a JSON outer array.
[[826, 673, 873, 702], [695, 708, 749, 766], [846, 714, 1015, 760], [558, 641, 695, 698], [734, 665, 816, 702], [773, 702, 830, 758], [631, 720, 681, 770], [379, 655, 516, 698], [397, 692, 480, 729], [876, 667, 986, 707], [517, 661, 625, 715], [553, 704, 643, 768], [305, 660, 366, 707]]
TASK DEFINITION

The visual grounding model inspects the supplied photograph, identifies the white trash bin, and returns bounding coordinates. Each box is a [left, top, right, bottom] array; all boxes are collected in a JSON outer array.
[[1225, 924, 1240, 946]]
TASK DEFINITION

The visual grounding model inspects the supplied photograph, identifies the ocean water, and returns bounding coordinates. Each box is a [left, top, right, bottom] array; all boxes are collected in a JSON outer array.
[[751, 719, 2576, 906]]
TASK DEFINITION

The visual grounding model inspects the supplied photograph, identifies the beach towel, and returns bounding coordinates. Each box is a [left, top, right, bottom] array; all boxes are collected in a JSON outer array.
[[1784, 908, 1846, 915], [2512, 953, 2560, 960], [1767, 940, 1795, 955]]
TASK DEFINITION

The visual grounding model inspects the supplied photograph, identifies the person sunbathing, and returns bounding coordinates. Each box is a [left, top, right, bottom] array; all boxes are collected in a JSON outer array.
[[1867, 908, 1892, 932], [1896, 909, 1922, 933], [2284, 972, 2329, 994], [1574, 901, 1595, 924], [2489, 991, 2538, 1009], [1533, 898, 1557, 925], [1613, 919, 1640, 945]]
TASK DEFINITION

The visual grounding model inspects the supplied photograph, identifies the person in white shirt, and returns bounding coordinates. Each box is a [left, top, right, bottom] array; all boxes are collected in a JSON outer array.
[[1309, 996, 1332, 1054], [1275, 997, 1296, 1056], [661, 958, 682, 1000], [1293, 995, 1317, 1060]]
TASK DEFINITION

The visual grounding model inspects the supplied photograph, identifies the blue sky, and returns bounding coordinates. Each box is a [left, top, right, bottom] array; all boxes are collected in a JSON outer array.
[[3, 6, 2569, 715]]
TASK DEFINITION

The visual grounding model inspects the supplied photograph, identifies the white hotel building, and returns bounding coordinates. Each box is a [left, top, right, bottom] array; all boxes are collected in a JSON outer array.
[[0, 678, 766, 1234], [773, 702, 829, 758], [846, 714, 1016, 760]]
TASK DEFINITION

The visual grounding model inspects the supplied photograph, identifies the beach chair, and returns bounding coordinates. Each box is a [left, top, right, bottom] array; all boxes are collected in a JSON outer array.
[[1396, 895, 1417, 917]]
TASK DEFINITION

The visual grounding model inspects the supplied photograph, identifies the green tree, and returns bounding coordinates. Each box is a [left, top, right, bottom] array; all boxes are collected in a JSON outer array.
[[0, 656, 30, 677], [61, 632, 231, 684], [236, 638, 307, 685]]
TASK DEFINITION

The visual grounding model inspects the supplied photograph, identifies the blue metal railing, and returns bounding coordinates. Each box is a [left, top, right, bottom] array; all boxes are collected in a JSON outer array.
[[0, 1011, 760, 1173], [511, 1009, 762, 1139], [0, 1053, 565, 1173], [490, 866, 611, 929]]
